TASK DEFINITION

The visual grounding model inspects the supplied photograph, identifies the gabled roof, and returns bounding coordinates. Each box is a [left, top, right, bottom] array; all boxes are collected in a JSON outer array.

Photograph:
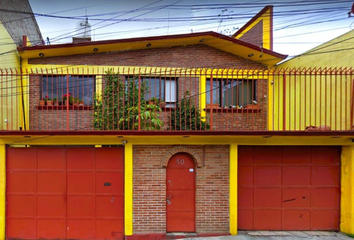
[[232, 6, 273, 51], [18, 31, 287, 66]]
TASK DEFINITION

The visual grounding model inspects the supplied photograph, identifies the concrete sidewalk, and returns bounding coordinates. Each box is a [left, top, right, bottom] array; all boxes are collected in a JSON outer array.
[[180, 231, 353, 240]]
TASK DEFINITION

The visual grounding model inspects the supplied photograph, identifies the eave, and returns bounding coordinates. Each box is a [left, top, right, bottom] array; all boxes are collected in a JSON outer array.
[[18, 32, 287, 67]]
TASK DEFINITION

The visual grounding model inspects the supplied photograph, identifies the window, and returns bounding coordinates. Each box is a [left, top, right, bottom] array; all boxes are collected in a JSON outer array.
[[206, 78, 256, 107], [41, 75, 95, 105], [141, 77, 178, 107]]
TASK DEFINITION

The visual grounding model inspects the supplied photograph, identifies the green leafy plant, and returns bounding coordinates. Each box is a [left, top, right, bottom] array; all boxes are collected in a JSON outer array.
[[93, 69, 164, 130], [168, 91, 210, 130]]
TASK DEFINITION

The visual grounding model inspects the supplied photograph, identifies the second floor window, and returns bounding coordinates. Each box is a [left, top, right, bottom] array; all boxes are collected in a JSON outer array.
[[206, 78, 256, 107], [41, 75, 95, 106], [142, 77, 178, 107]]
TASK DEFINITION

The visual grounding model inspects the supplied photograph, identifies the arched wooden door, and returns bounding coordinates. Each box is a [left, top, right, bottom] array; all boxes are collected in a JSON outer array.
[[166, 153, 196, 232]]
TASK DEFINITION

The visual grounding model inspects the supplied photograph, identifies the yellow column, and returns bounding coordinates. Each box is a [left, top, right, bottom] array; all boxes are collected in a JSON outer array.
[[124, 143, 133, 236], [0, 145, 5, 240], [229, 144, 238, 235], [341, 146, 354, 234], [199, 76, 206, 118]]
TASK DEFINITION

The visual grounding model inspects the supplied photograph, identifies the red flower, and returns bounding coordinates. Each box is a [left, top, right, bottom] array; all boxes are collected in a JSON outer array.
[[45, 95, 48, 99]]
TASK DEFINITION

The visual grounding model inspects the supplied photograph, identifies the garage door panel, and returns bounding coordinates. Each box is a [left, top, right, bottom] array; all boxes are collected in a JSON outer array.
[[37, 219, 66, 239], [95, 148, 124, 170], [311, 147, 340, 165], [312, 167, 340, 186], [283, 167, 311, 186], [282, 189, 310, 207], [7, 147, 124, 240], [7, 219, 36, 239], [311, 188, 340, 208], [67, 172, 94, 193], [238, 146, 340, 231], [282, 147, 311, 165], [254, 189, 281, 208], [96, 172, 124, 194], [254, 167, 281, 186], [96, 219, 124, 240], [283, 210, 310, 230], [254, 210, 282, 230], [38, 148, 65, 170], [67, 196, 94, 217], [238, 166, 253, 185], [238, 210, 253, 229], [96, 196, 124, 218], [238, 188, 253, 208], [254, 146, 282, 164], [7, 196, 35, 217], [7, 172, 36, 193], [67, 220, 95, 239], [238, 146, 254, 165], [37, 172, 65, 193], [7, 148, 37, 170], [67, 148, 95, 170], [37, 196, 66, 217], [311, 210, 339, 230]]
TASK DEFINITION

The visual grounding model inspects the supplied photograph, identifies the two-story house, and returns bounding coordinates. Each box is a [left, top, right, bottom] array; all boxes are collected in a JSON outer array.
[[0, 5, 353, 240]]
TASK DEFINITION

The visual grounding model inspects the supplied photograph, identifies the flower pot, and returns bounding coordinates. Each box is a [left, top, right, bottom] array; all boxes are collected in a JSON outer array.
[[78, 101, 84, 106], [206, 103, 220, 108], [46, 100, 53, 106], [246, 104, 259, 109], [53, 101, 59, 106], [39, 100, 45, 106]]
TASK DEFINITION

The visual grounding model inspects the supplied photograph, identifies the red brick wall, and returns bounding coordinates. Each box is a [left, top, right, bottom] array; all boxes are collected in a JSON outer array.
[[133, 145, 229, 234], [27, 45, 268, 131], [28, 45, 265, 69]]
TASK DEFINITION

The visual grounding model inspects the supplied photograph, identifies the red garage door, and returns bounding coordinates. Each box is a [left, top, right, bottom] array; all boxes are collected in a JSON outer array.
[[6, 147, 124, 240], [238, 146, 340, 230]]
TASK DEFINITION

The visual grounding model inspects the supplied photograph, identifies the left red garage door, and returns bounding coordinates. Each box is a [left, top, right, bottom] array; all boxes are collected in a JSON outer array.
[[6, 147, 124, 240]]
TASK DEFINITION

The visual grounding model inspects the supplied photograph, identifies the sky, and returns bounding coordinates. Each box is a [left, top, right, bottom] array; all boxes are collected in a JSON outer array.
[[28, 0, 354, 57]]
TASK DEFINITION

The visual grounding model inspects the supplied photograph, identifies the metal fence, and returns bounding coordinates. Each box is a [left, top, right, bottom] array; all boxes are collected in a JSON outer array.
[[0, 67, 353, 132]]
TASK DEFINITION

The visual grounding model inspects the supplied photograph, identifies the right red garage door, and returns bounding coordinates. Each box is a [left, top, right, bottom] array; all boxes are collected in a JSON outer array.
[[238, 146, 340, 230]]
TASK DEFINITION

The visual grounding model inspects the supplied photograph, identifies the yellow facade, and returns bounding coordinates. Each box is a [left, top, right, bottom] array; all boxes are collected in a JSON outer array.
[[0, 23, 21, 132], [341, 146, 354, 234]]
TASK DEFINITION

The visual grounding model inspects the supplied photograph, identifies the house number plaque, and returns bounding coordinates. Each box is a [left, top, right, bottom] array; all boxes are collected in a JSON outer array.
[[176, 159, 185, 165]]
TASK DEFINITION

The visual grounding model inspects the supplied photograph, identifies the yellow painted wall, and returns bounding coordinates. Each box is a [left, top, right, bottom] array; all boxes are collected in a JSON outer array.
[[0, 145, 5, 240], [273, 30, 354, 131], [341, 146, 354, 235], [229, 144, 238, 235], [280, 29, 354, 68], [0, 22, 21, 131], [271, 71, 353, 131], [234, 7, 272, 50], [124, 143, 133, 235]]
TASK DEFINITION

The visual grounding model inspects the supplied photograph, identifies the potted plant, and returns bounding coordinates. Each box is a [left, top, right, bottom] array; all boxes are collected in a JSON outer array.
[[246, 100, 260, 109], [39, 98, 45, 106], [78, 99, 84, 106], [53, 97, 59, 106], [62, 93, 71, 105], [45, 95, 53, 106]]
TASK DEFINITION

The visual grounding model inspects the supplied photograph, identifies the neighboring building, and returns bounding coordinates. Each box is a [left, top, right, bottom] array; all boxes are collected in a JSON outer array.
[[0, 5, 354, 240], [0, 0, 43, 130]]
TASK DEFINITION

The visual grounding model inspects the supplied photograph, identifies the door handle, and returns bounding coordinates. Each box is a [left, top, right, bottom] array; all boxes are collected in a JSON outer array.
[[166, 195, 171, 205]]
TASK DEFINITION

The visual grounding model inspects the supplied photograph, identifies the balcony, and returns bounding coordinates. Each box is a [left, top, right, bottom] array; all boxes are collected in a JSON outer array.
[[0, 67, 353, 132]]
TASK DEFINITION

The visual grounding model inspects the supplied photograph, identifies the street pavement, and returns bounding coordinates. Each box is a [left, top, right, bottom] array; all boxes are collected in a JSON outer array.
[[179, 231, 353, 240]]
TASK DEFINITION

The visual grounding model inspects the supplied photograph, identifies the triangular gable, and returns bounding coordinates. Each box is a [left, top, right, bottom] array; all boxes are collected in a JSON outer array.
[[232, 6, 273, 51]]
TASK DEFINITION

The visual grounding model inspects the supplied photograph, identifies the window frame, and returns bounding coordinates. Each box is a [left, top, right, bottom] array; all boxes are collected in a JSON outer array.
[[40, 75, 96, 106], [206, 78, 257, 107]]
